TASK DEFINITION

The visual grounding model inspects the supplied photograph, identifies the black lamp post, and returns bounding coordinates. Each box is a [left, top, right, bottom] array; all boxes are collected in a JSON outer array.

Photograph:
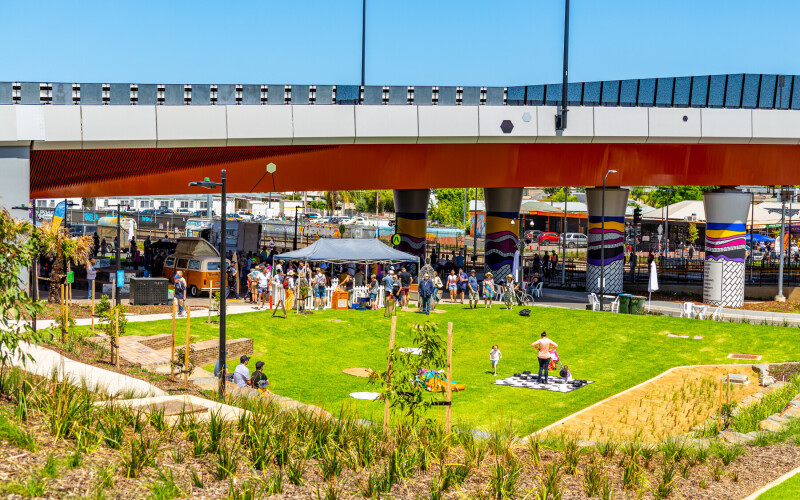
[[600, 170, 618, 309], [190, 170, 227, 401], [12, 203, 38, 332], [108, 203, 128, 306]]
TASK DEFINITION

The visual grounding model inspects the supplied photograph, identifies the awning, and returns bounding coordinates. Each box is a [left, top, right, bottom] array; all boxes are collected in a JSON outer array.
[[746, 233, 775, 243], [276, 238, 418, 264]]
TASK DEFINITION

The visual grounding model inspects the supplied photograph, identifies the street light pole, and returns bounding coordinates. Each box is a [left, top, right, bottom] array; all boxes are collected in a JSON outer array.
[[777, 188, 787, 301], [472, 187, 478, 271], [293, 206, 298, 250], [600, 170, 618, 310], [561, 187, 567, 286], [190, 170, 227, 401]]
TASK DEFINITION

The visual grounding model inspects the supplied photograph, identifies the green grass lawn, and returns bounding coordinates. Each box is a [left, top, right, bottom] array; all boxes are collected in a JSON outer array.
[[96, 305, 800, 432], [757, 470, 800, 499]]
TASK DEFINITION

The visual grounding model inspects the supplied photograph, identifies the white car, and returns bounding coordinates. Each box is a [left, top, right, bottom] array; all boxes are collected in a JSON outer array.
[[343, 216, 368, 225]]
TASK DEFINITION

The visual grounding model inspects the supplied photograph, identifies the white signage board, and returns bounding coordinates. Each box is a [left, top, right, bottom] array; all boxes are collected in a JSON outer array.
[[703, 260, 723, 303]]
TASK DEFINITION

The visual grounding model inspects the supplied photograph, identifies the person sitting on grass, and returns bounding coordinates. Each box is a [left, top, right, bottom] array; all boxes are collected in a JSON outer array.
[[483, 272, 495, 308], [250, 361, 269, 391], [468, 269, 479, 309], [233, 355, 252, 388]]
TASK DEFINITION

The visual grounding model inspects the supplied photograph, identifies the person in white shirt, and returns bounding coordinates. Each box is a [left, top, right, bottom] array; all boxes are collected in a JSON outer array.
[[257, 266, 271, 309], [86, 258, 97, 299], [489, 344, 502, 376], [233, 355, 252, 388]]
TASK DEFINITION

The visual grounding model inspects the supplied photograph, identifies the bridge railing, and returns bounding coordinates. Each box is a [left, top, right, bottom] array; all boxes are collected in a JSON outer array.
[[1, 74, 797, 109]]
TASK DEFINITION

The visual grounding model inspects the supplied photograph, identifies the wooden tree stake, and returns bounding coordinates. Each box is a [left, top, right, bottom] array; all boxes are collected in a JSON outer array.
[[446, 322, 453, 435], [91, 280, 95, 332], [171, 302, 176, 379], [185, 304, 191, 383], [383, 315, 397, 433]]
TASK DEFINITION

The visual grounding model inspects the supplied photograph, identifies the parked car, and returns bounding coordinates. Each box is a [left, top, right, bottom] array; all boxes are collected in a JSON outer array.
[[236, 210, 254, 220], [559, 233, 588, 248], [538, 232, 560, 244], [192, 210, 215, 217], [342, 216, 368, 225], [155, 208, 173, 215], [524, 230, 543, 242], [68, 224, 97, 237]]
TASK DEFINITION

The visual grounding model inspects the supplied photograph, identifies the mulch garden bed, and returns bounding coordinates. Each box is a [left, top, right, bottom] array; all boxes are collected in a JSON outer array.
[[38, 302, 175, 320], [738, 301, 800, 314], [41, 339, 205, 398], [1, 396, 800, 499]]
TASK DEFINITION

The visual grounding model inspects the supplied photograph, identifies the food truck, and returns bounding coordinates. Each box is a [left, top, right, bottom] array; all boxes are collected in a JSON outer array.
[[184, 218, 262, 255], [97, 216, 138, 251], [162, 237, 227, 297]]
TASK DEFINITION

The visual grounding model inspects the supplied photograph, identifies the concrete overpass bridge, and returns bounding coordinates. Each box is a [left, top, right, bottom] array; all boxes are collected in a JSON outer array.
[[2, 73, 799, 306]]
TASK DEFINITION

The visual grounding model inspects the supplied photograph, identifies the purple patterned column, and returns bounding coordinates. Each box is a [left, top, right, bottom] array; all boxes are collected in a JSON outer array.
[[702, 190, 749, 307], [586, 187, 629, 294], [483, 188, 523, 279], [393, 189, 430, 267]]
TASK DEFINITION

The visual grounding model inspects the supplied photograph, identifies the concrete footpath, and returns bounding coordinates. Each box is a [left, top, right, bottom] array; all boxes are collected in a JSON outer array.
[[3, 341, 166, 398], [535, 288, 800, 326]]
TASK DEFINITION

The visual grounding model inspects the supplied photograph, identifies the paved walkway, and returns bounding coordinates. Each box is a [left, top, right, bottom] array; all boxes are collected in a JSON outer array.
[[535, 288, 800, 325], [3, 342, 166, 398]]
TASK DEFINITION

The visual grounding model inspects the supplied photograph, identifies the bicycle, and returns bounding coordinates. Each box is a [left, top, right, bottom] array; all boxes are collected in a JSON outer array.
[[514, 289, 534, 306]]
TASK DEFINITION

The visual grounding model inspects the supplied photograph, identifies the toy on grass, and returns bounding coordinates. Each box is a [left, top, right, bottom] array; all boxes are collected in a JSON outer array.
[[419, 369, 465, 393]]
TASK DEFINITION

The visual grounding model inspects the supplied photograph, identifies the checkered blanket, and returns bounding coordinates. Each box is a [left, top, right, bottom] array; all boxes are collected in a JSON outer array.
[[492, 372, 594, 393]]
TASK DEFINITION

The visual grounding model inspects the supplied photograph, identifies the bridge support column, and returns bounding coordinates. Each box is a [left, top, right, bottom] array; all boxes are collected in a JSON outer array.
[[393, 189, 430, 272], [0, 146, 31, 213], [586, 187, 629, 294], [0, 146, 31, 289], [702, 189, 749, 307], [483, 188, 523, 280]]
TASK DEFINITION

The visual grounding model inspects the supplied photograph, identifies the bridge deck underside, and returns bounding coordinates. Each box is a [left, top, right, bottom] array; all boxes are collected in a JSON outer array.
[[30, 142, 800, 198]]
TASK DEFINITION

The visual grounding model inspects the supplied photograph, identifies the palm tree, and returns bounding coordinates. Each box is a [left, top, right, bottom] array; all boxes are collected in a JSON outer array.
[[38, 225, 93, 303]]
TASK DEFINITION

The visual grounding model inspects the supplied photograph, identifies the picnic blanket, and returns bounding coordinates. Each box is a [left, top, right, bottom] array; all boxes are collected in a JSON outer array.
[[492, 371, 594, 393]]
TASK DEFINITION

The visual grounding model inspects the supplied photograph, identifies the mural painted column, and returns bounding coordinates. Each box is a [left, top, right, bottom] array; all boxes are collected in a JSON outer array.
[[483, 187, 523, 279], [585, 187, 629, 294], [393, 189, 430, 269], [702, 189, 749, 307]]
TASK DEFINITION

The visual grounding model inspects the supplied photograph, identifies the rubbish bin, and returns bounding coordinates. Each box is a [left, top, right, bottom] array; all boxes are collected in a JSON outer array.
[[129, 277, 169, 305], [630, 296, 647, 315], [618, 294, 633, 314]]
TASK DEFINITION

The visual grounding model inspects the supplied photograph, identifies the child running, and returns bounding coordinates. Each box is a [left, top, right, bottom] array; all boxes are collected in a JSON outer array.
[[483, 272, 495, 308], [489, 344, 502, 376]]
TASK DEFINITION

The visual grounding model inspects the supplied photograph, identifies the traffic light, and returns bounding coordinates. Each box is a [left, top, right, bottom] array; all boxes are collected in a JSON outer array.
[[633, 207, 641, 226]]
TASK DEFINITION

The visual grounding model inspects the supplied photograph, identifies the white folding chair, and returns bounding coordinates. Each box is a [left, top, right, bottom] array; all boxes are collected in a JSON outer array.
[[680, 302, 694, 319], [694, 304, 709, 320], [588, 293, 601, 311], [610, 295, 620, 313], [711, 305, 723, 321], [533, 282, 543, 298]]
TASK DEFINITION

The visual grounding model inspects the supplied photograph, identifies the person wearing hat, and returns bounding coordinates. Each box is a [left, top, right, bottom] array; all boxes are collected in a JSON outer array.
[[250, 361, 269, 391], [467, 269, 479, 309], [504, 273, 517, 310], [284, 270, 295, 310], [483, 272, 495, 308], [233, 355, 252, 388]]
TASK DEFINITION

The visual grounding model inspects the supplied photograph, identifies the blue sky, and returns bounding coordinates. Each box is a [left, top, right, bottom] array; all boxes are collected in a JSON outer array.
[[2, 0, 798, 86]]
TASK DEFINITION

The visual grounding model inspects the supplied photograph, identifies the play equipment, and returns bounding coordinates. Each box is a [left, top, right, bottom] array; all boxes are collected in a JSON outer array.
[[420, 369, 465, 393]]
